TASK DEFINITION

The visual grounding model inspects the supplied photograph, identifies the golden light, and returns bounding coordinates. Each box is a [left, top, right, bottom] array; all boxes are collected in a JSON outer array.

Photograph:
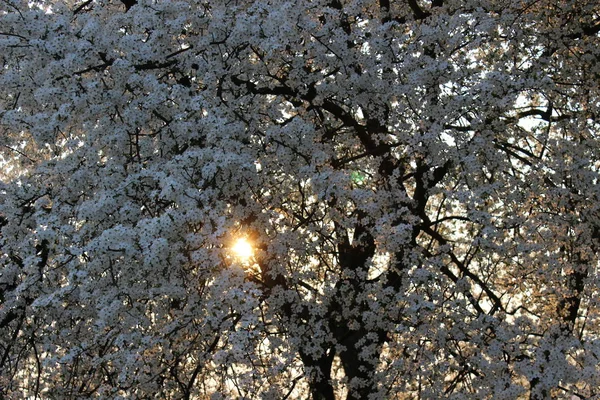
[[231, 238, 254, 261]]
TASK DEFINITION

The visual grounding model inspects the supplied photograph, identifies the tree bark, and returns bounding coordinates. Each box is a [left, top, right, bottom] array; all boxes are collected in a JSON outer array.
[[337, 328, 387, 400], [299, 350, 336, 400]]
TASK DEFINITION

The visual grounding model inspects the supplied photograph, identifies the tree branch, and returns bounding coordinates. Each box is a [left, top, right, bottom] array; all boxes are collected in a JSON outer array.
[[407, 0, 430, 20]]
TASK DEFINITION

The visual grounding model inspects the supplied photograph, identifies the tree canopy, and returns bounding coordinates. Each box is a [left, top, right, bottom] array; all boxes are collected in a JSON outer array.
[[1, 0, 600, 398]]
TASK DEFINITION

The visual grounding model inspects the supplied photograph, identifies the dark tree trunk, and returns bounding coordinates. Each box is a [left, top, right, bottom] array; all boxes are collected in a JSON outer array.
[[299, 350, 336, 400], [337, 328, 387, 400]]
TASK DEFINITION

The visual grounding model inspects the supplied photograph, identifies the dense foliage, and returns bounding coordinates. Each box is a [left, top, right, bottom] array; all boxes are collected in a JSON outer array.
[[1, 0, 600, 398]]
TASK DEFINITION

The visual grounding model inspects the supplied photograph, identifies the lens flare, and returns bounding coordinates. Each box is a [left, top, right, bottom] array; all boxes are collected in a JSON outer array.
[[231, 238, 253, 261]]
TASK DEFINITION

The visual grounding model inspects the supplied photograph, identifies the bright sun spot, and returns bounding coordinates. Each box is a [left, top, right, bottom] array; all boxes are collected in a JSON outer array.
[[232, 238, 254, 261]]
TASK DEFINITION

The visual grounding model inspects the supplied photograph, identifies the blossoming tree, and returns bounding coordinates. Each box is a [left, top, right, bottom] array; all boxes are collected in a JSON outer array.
[[1, 0, 599, 398]]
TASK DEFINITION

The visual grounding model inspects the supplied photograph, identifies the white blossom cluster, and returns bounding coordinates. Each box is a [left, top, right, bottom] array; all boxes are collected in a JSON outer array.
[[1, 0, 599, 398]]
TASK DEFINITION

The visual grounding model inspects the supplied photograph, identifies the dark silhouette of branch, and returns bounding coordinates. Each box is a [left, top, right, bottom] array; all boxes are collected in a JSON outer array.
[[120, 0, 137, 12]]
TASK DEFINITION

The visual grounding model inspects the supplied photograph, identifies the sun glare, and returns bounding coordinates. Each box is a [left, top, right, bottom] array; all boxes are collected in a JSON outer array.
[[232, 238, 254, 261]]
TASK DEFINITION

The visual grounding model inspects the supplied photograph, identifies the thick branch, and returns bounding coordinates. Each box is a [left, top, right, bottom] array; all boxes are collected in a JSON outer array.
[[407, 0, 431, 20]]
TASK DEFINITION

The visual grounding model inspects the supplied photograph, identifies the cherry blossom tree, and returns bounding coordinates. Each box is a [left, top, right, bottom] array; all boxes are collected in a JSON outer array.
[[1, 0, 600, 398]]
